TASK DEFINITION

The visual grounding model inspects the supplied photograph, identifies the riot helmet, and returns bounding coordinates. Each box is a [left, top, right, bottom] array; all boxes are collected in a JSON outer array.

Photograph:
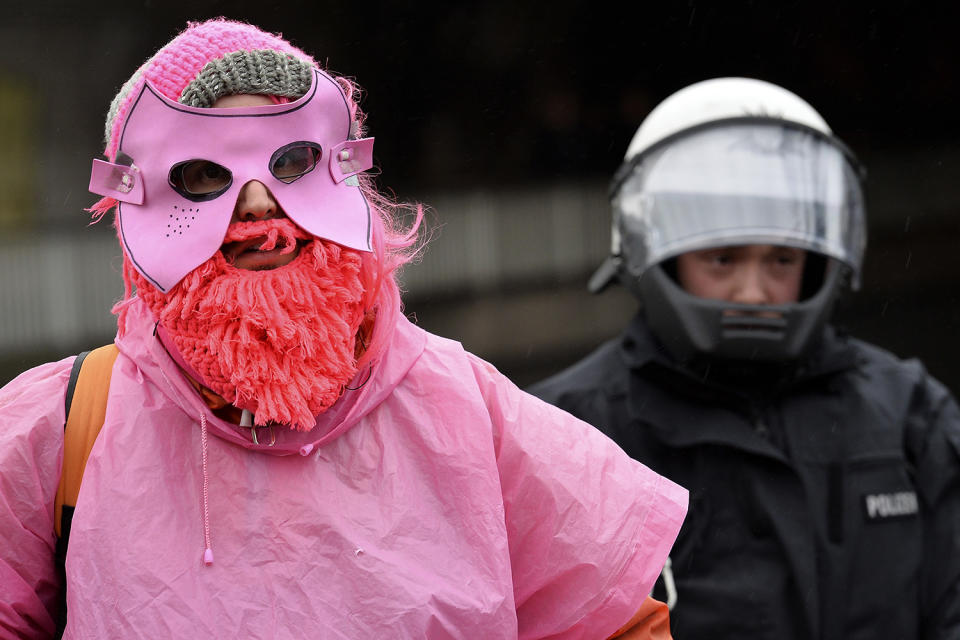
[[592, 78, 866, 362]]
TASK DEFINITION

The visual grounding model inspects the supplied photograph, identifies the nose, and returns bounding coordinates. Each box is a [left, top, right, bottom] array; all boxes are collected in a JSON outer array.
[[232, 180, 278, 222], [730, 265, 769, 306]]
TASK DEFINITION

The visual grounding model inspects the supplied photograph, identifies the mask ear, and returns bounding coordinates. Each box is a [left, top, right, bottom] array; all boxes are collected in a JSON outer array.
[[329, 138, 374, 184], [89, 159, 145, 204]]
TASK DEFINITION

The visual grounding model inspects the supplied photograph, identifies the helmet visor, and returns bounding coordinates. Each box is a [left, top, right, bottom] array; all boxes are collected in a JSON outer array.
[[614, 123, 866, 287]]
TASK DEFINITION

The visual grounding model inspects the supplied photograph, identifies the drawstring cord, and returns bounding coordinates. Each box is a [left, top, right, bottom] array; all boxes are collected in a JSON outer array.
[[200, 412, 214, 566], [152, 360, 214, 566]]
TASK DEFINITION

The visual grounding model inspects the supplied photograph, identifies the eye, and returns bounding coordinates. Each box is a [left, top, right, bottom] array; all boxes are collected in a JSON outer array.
[[169, 160, 233, 201], [269, 142, 322, 184], [701, 251, 733, 268]]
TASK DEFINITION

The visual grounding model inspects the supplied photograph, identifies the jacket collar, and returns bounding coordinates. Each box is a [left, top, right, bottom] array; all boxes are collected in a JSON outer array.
[[617, 312, 859, 457], [619, 311, 858, 393]]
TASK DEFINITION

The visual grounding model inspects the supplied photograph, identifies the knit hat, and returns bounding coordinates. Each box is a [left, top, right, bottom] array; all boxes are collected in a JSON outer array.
[[103, 19, 319, 162]]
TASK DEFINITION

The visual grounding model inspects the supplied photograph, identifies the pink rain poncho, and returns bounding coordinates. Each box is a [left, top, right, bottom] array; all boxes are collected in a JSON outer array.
[[0, 298, 687, 639]]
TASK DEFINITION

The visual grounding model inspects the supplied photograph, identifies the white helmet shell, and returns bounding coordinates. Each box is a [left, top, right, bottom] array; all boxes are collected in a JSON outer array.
[[624, 77, 832, 161]]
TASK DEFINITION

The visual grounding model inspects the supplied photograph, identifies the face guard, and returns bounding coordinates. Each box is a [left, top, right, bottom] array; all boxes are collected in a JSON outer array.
[[613, 121, 866, 288], [89, 68, 375, 293], [638, 260, 846, 362]]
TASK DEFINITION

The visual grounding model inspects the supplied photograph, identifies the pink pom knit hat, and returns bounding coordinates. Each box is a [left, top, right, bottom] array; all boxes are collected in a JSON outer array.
[[102, 19, 325, 163]]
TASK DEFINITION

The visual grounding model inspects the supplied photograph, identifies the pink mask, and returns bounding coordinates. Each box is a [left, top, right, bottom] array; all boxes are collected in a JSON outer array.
[[89, 68, 374, 293]]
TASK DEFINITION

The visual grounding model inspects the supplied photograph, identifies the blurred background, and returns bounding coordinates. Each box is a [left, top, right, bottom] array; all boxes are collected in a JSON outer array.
[[1, 1, 958, 390]]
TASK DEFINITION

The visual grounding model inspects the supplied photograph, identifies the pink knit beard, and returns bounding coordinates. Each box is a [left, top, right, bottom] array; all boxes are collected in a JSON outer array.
[[135, 219, 365, 431]]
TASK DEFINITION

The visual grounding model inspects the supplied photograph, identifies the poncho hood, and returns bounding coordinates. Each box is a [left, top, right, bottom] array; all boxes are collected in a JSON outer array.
[[116, 297, 427, 455]]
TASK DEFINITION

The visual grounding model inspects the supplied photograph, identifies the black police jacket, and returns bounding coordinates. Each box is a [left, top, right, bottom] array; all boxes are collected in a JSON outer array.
[[529, 313, 960, 640]]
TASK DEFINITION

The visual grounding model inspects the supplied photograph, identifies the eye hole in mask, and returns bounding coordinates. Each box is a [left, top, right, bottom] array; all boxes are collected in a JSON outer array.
[[169, 160, 233, 201], [270, 141, 322, 184]]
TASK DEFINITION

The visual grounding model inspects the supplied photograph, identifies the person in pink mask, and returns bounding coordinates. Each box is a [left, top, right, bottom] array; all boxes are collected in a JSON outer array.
[[0, 19, 686, 639]]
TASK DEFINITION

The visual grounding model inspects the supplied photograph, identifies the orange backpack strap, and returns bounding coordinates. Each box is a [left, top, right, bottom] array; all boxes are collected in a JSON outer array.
[[607, 596, 673, 639], [54, 344, 119, 538]]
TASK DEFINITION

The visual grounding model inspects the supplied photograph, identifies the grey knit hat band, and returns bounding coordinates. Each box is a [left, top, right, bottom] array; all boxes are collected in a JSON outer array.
[[179, 49, 314, 107]]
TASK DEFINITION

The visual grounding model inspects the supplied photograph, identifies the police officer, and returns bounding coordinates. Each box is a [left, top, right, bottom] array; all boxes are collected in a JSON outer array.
[[530, 77, 960, 639]]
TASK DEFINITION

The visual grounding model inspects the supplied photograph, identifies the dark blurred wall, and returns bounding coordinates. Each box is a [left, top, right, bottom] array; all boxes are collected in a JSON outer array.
[[5, 2, 958, 193], [1, 1, 959, 390]]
